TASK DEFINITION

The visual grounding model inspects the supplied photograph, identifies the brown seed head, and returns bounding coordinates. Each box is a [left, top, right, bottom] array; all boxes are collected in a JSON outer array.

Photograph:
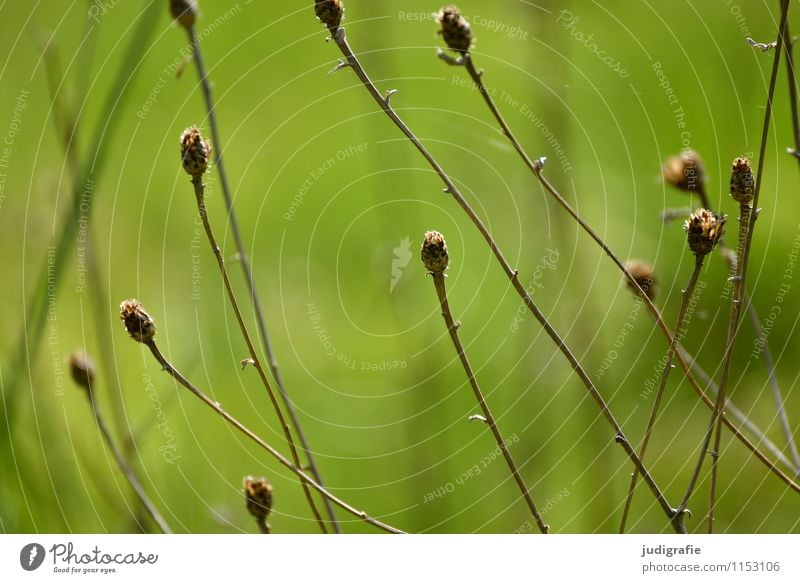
[[119, 299, 156, 343], [661, 150, 706, 194], [68, 351, 96, 393], [624, 260, 657, 301], [315, 0, 344, 31], [437, 6, 473, 53], [170, 0, 198, 29], [684, 208, 726, 256], [180, 126, 211, 176], [421, 231, 449, 274], [244, 476, 273, 525], [729, 156, 754, 204]]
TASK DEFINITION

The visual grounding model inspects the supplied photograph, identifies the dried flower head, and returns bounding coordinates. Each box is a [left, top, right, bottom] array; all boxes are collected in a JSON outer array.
[[624, 260, 657, 301], [437, 6, 473, 53], [315, 0, 344, 31], [170, 0, 198, 29], [180, 126, 211, 176], [730, 156, 754, 204], [684, 208, 726, 256], [119, 299, 156, 343], [244, 476, 273, 530], [421, 231, 449, 274], [68, 351, 96, 393], [661, 150, 706, 194]]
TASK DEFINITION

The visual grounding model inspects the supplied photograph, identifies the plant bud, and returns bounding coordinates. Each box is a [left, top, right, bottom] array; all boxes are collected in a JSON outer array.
[[436, 6, 473, 53], [244, 476, 273, 531], [421, 231, 449, 274], [624, 260, 657, 301], [180, 126, 211, 176], [68, 351, 96, 393], [315, 0, 343, 31], [729, 156, 754, 204], [685, 208, 726, 257], [119, 299, 157, 343], [170, 0, 198, 29], [661, 150, 706, 194]]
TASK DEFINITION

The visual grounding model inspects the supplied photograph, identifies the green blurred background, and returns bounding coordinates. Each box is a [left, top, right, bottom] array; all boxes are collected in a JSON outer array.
[[1, 0, 799, 534]]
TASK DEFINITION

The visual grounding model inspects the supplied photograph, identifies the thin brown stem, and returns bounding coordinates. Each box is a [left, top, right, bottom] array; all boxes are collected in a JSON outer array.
[[620, 255, 704, 534], [185, 24, 340, 532], [143, 340, 403, 534], [327, 27, 680, 531], [190, 175, 328, 533], [453, 49, 800, 490], [85, 392, 172, 533], [783, 16, 800, 167], [430, 272, 548, 534]]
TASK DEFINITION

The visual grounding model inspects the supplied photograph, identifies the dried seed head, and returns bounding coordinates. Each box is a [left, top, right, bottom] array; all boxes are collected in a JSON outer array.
[[421, 230, 449, 274], [170, 0, 198, 29], [244, 476, 273, 526], [315, 0, 344, 31], [180, 126, 211, 176], [68, 351, 96, 393], [119, 299, 156, 343], [684, 208, 726, 256], [437, 6, 473, 53], [624, 260, 657, 301], [661, 150, 706, 194], [730, 156, 755, 204]]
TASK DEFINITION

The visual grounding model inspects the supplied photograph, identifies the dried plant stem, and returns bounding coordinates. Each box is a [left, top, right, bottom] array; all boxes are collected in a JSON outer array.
[[453, 50, 800, 489], [704, 0, 791, 531], [190, 175, 328, 533], [783, 16, 800, 166], [329, 27, 679, 531], [84, 391, 171, 533], [430, 272, 548, 534], [619, 255, 704, 534], [185, 24, 340, 532], [144, 339, 403, 534]]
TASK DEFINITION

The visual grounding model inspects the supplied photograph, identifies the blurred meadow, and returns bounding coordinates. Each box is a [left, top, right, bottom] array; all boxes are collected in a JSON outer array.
[[1, 0, 799, 534]]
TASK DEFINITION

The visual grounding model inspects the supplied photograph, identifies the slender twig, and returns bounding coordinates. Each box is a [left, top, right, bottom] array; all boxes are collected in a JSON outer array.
[[422, 233, 547, 533], [783, 15, 800, 166], [186, 168, 328, 533], [325, 24, 682, 531], [620, 255, 705, 533], [705, 1, 791, 531], [448, 43, 800, 489], [143, 339, 403, 534], [181, 20, 340, 532]]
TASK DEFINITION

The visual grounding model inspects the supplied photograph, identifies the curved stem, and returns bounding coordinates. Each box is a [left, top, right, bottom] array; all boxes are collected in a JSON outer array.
[[190, 175, 327, 533], [186, 24, 340, 532], [144, 340, 403, 534], [328, 28, 679, 531], [86, 392, 171, 533], [454, 50, 800, 489], [431, 272, 548, 534], [620, 255, 704, 534]]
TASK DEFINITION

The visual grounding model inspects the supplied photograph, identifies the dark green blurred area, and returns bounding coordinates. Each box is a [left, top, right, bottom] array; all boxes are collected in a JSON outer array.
[[0, 0, 798, 534]]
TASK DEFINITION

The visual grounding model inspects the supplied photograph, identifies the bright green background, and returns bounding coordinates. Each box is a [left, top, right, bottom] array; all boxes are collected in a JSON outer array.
[[1, 0, 799, 534]]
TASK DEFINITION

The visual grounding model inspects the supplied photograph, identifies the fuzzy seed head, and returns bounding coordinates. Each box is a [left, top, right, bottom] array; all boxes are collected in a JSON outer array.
[[624, 260, 657, 301], [170, 0, 198, 29], [661, 150, 706, 194], [69, 351, 96, 393], [729, 156, 754, 204], [421, 231, 449, 274], [244, 476, 273, 524], [180, 126, 211, 176], [684, 208, 726, 256], [437, 6, 473, 53], [315, 0, 343, 31], [120, 299, 156, 343]]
